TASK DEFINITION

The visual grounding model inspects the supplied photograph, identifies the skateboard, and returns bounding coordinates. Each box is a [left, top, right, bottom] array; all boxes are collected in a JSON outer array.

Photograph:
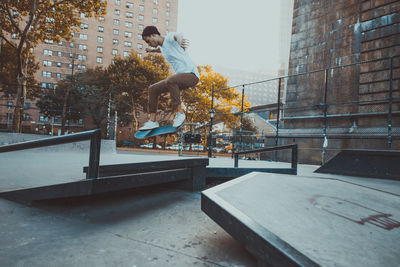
[[134, 124, 182, 139]]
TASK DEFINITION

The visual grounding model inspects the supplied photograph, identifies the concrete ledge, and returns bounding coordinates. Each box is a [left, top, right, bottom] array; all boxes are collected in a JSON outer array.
[[315, 149, 400, 180], [202, 172, 400, 266], [0, 169, 191, 204]]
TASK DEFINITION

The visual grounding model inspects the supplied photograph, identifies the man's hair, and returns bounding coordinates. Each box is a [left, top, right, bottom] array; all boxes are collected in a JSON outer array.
[[142, 26, 160, 38]]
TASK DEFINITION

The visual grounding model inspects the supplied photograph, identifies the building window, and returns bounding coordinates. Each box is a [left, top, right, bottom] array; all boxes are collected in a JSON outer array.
[[126, 2, 133, 8], [153, 8, 158, 14], [137, 43, 143, 50], [57, 51, 62, 57], [125, 21, 133, 28], [97, 46, 103, 53], [44, 49, 52, 56], [112, 49, 118, 55], [139, 15, 144, 21], [138, 34, 142, 40], [124, 41, 132, 47], [123, 51, 130, 57], [113, 29, 119, 35], [166, 20, 169, 26], [42, 71, 52, 78], [114, 19, 120, 25], [24, 103, 31, 109], [96, 57, 103, 63], [138, 24, 144, 31], [153, 0, 158, 5], [152, 18, 158, 24], [23, 113, 31, 121], [115, 0, 120, 5], [79, 33, 88, 40], [139, 5, 144, 11], [113, 39, 119, 45], [41, 82, 50, 88], [44, 39, 53, 44], [69, 63, 73, 69], [78, 44, 87, 51], [98, 26, 104, 32], [11, 33, 18, 39], [78, 54, 87, 61], [126, 12, 133, 18], [125, 31, 132, 38], [138, 53, 142, 58], [39, 115, 49, 122], [56, 73, 61, 79], [43, 60, 52, 67], [81, 23, 88, 29], [166, 11, 170, 17], [57, 62, 62, 67], [166, 1, 170, 7], [97, 36, 103, 43], [7, 101, 13, 108], [99, 16, 105, 23]]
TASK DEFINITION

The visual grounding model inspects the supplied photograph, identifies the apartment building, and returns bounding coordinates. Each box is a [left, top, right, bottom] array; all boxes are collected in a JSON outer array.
[[0, 0, 178, 133]]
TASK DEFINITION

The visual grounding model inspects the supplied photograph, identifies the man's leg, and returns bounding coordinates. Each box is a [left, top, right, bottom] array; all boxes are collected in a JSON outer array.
[[165, 73, 199, 112]]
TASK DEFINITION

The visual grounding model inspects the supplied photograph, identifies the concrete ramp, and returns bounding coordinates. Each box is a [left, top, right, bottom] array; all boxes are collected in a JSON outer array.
[[201, 172, 400, 266], [315, 149, 400, 180]]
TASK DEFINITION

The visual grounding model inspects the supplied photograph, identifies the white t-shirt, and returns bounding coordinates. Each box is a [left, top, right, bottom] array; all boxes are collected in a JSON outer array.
[[160, 32, 200, 79]]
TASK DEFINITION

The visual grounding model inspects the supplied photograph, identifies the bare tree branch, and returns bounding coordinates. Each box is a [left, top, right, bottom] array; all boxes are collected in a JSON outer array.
[[4, 4, 22, 36], [0, 33, 17, 49]]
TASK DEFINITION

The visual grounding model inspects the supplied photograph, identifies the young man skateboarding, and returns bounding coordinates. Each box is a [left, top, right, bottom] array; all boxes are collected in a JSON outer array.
[[139, 26, 200, 131]]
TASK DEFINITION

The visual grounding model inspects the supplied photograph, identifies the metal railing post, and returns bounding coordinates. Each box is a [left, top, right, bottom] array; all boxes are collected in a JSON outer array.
[[88, 129, 101, 179], [322, 69, 329, 165], [388, 56, 393, 150], [234, 153, 239, 168], [208, 83, 215, 158], [275, 78, 282, 161], [291, 144, 298, 172], [239, 85, 245, 152]]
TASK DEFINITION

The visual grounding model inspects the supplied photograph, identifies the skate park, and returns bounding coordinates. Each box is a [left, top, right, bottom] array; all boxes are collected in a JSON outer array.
[[1, 55, 400, 266], [1, 123, 399, 266], [1, 0, 400, 265]]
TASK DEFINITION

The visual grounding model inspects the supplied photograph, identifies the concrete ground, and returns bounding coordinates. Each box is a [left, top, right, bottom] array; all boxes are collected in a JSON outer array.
[[0, 149, 259, 267], [1, 147, 399, 266]]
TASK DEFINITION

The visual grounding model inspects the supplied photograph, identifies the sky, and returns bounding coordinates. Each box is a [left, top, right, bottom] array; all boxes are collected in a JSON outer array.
[[177, 0, 282, 74]]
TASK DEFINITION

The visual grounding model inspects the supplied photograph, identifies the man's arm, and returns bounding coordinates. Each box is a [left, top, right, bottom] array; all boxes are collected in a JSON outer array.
[[145, 47, 161, 53], [174, 33, 189, 50]]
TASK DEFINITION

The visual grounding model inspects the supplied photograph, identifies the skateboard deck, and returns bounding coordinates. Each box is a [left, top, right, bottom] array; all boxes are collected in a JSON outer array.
[[134, 124, 181, 139]]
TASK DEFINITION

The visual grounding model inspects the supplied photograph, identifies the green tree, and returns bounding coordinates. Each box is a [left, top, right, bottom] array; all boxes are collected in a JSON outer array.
[[80, 68, 111, 134], [107, 52, 170, 131], [36, 76, 86, 130], [0, 0, 106, 132], [0, 41, 39, 98]]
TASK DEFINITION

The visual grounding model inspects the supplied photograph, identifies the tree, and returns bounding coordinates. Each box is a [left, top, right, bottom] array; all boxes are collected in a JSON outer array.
[[80, 68, 111, 133], [107, 52, 170, 131], [36, 75, 86, 131], [0, 41, 39, 98], [181, 65, 252, 149], [0, 0, 106, 132]]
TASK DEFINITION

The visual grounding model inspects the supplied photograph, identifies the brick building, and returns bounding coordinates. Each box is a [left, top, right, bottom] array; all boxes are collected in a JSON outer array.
[[0, 0, 178, 136], [278, 0, 400, 164]]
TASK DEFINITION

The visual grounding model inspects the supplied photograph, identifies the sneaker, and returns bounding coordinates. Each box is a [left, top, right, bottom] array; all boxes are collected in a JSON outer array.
[[139, 120, 159, 131], [173, 112, 186, 127]]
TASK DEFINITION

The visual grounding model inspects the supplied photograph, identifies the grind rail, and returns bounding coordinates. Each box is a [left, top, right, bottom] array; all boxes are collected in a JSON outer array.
[[234, 144, 298, 171], [0, 129, 101, 179]]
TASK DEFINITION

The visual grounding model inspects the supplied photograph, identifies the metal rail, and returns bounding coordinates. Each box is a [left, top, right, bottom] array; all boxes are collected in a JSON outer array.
[[0, 129, 101, 179], [234, 144, 297, 171]]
